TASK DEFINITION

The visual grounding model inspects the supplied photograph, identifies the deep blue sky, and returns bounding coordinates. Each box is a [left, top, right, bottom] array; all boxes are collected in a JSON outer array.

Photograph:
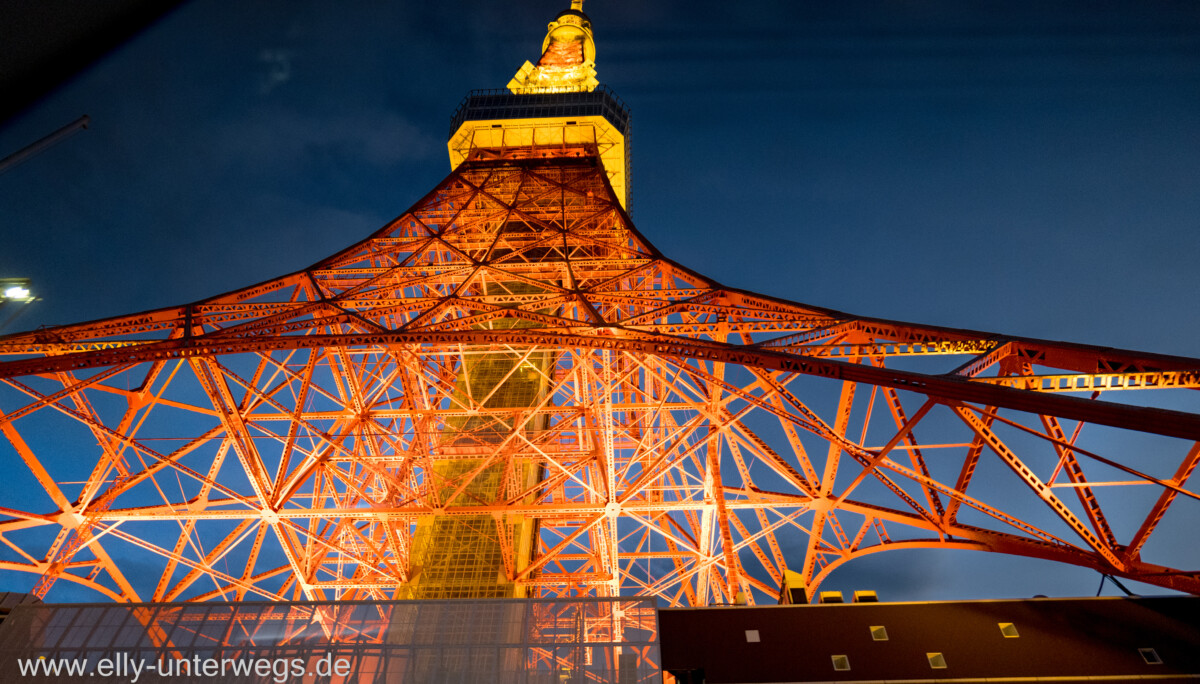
[[1, 1, 1199, 601]]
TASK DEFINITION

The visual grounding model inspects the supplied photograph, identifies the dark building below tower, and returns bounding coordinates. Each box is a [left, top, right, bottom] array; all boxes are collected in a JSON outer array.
[[660, 595, 1200, 683]]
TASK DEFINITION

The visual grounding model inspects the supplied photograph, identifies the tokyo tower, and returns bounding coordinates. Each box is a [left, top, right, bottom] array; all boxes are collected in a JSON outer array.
[[1, 1, 1198, 608]]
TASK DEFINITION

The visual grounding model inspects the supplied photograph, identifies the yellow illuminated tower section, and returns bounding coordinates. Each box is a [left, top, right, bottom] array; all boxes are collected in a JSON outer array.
[[404, 0, 630, 599], [448, 0, 629, 210]]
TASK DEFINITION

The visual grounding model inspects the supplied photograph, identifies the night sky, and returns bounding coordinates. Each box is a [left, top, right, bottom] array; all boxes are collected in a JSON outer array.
[[2, 0, 1199, 601]]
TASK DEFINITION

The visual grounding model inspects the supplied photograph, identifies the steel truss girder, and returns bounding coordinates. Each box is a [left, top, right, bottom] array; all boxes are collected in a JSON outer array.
[[0, 154, 1198, 605]]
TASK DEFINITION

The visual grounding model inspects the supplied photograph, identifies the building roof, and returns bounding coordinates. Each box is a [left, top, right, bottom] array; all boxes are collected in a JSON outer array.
[[660, 595, 1200, 683]]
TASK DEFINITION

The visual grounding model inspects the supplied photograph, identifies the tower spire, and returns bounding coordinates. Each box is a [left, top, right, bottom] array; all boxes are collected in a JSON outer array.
[[449, 1, 630, 208], [508, 1, 598, 93]]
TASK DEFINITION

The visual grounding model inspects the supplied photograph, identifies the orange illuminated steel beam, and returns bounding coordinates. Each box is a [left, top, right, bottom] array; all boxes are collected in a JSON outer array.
[[1, 0, 1200, 608]]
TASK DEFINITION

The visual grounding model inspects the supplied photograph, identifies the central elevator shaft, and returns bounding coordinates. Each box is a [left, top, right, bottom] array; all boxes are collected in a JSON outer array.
[[400, 0, 630, 600]]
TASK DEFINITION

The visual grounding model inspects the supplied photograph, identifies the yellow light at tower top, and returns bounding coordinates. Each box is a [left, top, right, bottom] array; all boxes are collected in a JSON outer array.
[[508, 0, 597, 94], [447, 0, 631, 209]]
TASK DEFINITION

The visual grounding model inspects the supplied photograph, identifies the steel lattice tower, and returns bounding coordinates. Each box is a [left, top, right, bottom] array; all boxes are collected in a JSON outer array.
[[1, 2, 1199, 607]]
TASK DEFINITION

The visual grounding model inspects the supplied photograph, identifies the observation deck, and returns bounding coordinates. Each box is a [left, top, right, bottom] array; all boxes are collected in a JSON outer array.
[[448, 86, 632, 210], [449, 86, 631, 140]]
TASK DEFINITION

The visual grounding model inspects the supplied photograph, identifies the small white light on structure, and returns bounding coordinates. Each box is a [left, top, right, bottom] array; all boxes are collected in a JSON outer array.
[[3, 286, 29, 300], [818, 591, 844, 604], [853, 590, 878, 603]]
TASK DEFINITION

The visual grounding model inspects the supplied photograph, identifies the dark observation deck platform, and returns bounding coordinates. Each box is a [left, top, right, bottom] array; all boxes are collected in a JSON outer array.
[[448, 85, 631, 140]]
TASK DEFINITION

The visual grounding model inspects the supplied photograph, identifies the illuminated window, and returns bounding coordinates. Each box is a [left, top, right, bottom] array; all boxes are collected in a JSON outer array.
[[818, 591, 844, 604], [1139, 648, 1162, 665], [745, 630, 760, 643], [831, 655, 850, 671], [853, 590, 878, 603], [999, 623, 1019, 638], [927, 652, 947, 669], [870, 625, 888, 641]]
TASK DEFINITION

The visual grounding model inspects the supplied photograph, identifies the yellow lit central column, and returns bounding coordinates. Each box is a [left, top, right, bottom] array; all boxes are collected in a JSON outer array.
[[401, 0, 630, 600]]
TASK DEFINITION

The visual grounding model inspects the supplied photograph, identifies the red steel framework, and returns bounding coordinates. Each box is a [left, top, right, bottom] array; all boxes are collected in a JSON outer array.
[[1, 149, 1198, 605], [1, 8, 1200, 608]]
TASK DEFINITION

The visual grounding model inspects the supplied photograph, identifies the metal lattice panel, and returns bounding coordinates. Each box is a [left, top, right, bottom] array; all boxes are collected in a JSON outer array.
[[0, 597, 659, 683], [0, 154, 1198, 607]]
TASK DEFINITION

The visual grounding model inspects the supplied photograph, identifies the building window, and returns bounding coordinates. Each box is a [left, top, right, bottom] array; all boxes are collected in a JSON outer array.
[[999, 622, 1019, 638], [1139, 648, 1163, 665], [927, 652, 947, 669], [831, 655, 850, 671], [745, 630, 760, 643], [870, 625, 888, 641], [853, 590, 878, 603], [818, 591, 844, 604]]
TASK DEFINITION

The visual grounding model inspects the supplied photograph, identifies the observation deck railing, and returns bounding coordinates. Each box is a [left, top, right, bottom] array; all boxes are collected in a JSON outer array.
[[449, 85, 631, 140]]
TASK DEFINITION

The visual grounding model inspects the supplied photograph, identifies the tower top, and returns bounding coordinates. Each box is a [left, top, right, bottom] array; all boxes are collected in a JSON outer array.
[[448, 0, 630, 208], [508, 1, 598, 93]]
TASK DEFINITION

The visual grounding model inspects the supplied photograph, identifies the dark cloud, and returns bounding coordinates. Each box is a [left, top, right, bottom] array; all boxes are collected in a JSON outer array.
[[257, 48, 294, 94]]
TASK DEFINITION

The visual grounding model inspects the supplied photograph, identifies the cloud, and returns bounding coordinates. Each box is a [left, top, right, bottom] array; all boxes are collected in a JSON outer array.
[[258, 49, 295, 94]]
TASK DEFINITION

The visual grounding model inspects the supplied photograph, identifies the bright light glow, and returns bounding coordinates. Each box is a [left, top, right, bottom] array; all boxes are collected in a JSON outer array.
[[3, 286, 30, 300]]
